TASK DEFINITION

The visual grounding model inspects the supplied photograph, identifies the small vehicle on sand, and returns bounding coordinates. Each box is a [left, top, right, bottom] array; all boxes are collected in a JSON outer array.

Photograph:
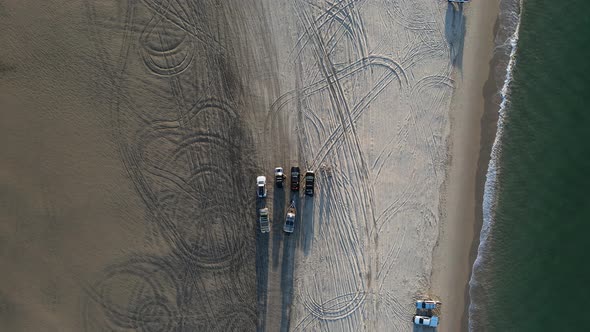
[[290, 166, 300, 191], [284, 201, 296, 233], [413, 315, 439, 327], [416, 300, 440, 310], [275, 167, 286, 187], [257, 176, 267, 198], [259, 208, 270, 233], [304, 171, 315, 196]]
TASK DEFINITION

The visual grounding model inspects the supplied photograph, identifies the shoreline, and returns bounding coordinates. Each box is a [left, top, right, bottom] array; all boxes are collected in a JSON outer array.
[[431, 1, 502, 331]]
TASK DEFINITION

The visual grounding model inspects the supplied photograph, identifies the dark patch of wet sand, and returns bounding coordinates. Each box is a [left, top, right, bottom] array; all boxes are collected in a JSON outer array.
[[1, 1, 280, 331]]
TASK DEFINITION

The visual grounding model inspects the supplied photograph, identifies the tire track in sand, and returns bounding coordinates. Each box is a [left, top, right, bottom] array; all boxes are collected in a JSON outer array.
[[82, 1, 259, 330], [288, 2, 378, 330]]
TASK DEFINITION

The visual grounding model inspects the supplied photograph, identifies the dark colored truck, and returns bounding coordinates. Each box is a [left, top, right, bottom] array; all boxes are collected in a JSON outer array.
[[290, 166, 300, 191], [304, 171, 315, 196]]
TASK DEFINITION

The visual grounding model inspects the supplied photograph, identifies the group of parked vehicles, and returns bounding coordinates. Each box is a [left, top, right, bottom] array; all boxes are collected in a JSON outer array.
[[263, 166, 315, 195], [413, 299, 441, 328], [256, 166, 315, 234]]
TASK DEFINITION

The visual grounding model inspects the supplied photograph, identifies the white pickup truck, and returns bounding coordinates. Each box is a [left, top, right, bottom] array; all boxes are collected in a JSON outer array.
[[257, 176, 267, 198], [413, 315, 439, 327], [275, 167, 286, 187]]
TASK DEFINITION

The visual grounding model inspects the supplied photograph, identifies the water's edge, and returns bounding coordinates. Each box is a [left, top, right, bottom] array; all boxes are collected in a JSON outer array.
[[467, 0, 524, 330]]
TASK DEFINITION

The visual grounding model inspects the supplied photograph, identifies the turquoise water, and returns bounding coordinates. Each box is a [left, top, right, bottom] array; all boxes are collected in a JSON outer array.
[[469, 0, 590, 330]]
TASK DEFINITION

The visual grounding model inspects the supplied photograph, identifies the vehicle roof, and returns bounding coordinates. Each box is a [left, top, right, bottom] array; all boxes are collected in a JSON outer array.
[[305, 171, 315, 175], [275, 167, 283, 171], [257, 176, 266, 181], [291, 166, 300, 171], [428, 316, 439, 326], [414, 316, 427, 325], [416, 300, 437, 308], [260, 208, 268, 213]]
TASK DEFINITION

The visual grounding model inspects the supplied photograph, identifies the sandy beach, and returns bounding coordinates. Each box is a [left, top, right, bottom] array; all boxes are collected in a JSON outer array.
[[260, 1, 501, 331], [431, 1, 502, 331], [0, 1, 499, 331]]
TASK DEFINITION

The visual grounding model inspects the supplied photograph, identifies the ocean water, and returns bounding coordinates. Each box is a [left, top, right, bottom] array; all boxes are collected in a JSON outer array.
[[469, 0, 590, 331]]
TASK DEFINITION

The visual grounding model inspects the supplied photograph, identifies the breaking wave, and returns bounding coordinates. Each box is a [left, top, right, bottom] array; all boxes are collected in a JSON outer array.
[[467, 0, 524, 330]]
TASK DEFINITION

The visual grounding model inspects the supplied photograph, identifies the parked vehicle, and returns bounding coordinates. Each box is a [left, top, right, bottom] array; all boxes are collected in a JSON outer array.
[[413, 315, 439, 327], [259, 208, 270, 233], [304, 171, 315, 196], [284, 201, 296, 233], [416, 300, 439, 310], [275, 167, 286, 187], [290, 166, 300, 191], [257, 176, 267, 198]]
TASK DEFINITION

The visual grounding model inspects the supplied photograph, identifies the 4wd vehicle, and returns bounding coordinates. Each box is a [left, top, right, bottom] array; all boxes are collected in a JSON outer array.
[[259, 208, 270, 233], [257, 176, 267, 198], [284, 201, 296, 233], [290, 166, 300, 191], [275, 167, 286, 187], [416, 300, 439, 310], [413, 315, 439, 327], [304, 171, 315, 196]]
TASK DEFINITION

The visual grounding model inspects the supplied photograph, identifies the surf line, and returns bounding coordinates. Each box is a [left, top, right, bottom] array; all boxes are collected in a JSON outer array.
[[467, 0, 524, 330]]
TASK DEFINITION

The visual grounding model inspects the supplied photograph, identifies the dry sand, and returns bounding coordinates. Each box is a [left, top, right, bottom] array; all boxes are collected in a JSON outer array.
[[0, 0, 499, 331], [259, 1, 499, 331]]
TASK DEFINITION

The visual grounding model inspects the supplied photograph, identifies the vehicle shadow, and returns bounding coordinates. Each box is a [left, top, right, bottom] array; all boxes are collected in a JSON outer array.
[[445, 2, 467, 70], [316, 170, 333, 231], [255, 198, 269, 332], [300, 194, 315, 256], [280, 221, 296, 332], [272, 187, 286, 270], [279, 191, 299, 332]]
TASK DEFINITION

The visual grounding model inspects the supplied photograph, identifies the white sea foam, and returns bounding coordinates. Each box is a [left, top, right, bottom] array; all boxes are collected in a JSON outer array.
[[468, 0, 524, 330]]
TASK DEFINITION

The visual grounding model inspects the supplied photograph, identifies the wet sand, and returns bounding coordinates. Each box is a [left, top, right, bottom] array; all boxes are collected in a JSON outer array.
[[431, 1, 502, 331], [1, 1, 275, 330], [0, 3, 145, 331]]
